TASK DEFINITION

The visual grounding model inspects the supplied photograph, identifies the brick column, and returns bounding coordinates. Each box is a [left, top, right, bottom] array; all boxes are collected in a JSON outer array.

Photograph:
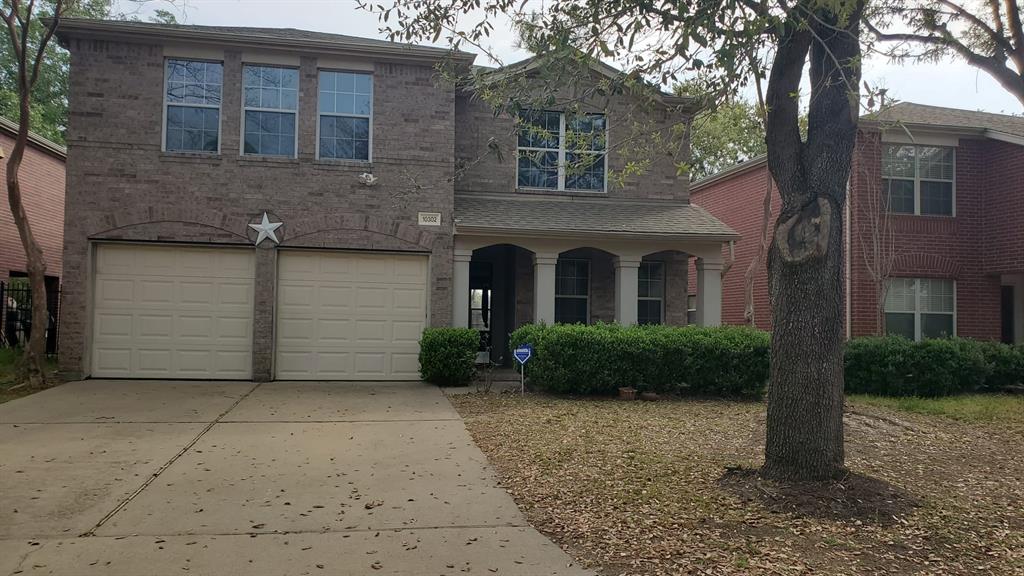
[[251, 246, 277, 381]]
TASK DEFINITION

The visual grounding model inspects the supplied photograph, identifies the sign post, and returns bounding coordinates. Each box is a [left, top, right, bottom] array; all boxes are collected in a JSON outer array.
[[513, 344, 532, 395]]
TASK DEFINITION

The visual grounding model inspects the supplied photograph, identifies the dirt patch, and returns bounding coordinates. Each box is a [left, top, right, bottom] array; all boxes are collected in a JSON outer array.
[[719, 467, 919, 525]]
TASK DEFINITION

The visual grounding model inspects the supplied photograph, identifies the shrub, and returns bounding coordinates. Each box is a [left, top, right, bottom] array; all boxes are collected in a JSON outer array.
[[508, 323, 769, 397], [844, 336, 1018, 397], [419, 328, 479, 386], [978, 340, 1024, 391]]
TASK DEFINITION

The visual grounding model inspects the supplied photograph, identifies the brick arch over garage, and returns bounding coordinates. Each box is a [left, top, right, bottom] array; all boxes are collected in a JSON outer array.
[[284, 213, 441, 252], [85, 205, 251, 243]]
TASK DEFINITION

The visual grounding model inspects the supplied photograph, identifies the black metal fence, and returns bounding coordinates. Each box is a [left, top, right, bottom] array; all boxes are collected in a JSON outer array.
[[0, 280, 61, 356]]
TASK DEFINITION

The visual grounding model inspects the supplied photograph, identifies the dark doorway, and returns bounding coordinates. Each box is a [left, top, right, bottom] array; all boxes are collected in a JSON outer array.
[[1001, 285, 1015, 344], [469, 245, 518, 365]]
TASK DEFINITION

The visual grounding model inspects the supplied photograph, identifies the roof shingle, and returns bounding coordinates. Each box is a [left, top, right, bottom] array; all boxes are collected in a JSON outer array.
[[454, 194, 738, 239], [867, 102, 1024, 139]]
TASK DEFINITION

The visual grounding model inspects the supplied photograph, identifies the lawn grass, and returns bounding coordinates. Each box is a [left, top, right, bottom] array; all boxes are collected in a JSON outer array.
[[450, 393, 1024, 575], [849, 393, 1024, 424]]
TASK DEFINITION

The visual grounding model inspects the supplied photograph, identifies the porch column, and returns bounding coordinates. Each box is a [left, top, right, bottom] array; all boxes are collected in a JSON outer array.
[[453, 250, 472, 328], [533, 253, 558, 324], [696, 258, 723, 327], [614, 256, 641, 325]]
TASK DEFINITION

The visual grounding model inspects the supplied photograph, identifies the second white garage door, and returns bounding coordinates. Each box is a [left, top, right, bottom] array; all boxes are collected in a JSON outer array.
[[275, 251, 428, 380]]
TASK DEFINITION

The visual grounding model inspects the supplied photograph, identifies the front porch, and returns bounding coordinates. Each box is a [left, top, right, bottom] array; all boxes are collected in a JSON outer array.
[[451, 194, 739, 363]]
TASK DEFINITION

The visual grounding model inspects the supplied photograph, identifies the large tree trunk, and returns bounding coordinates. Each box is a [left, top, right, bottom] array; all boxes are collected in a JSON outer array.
[[761, 4, 863, 481]]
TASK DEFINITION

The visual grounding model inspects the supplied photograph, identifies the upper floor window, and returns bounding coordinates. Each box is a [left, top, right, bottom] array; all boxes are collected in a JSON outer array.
[[165, 59, 222, 153], [555, 259, 589, 324], [638, 261, 665, 325], [517, 111, 607, 192], [318, 71, 372, 161], [882, 144, 955, 216], [884, 277, 955, 340], [243, 65, 298, 157]]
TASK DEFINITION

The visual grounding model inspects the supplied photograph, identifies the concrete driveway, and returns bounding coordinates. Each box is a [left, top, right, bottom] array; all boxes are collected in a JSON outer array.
[[0, 380, 590, 576]]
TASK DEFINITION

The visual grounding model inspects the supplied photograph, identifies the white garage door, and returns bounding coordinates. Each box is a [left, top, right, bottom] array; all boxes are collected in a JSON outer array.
[[91, 244, 255, 379], [275, 251, 428, 380]]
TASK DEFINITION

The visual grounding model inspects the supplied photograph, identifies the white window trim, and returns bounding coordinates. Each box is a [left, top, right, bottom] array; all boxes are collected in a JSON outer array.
[[638, 261, 665, 325], [882, 144, 957, 217], [686, 294, 697, 325], [517, 112, 608, 193], [161, 58, 223, 155], [884, 277, 957, 341], [239, 63, 300, 159], [315, 69, 373, 163], [555, 258, 590, 324]]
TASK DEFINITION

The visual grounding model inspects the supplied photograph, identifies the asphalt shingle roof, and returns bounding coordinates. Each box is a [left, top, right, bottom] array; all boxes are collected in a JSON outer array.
[[868, 102, 1024, 138], [454, 194, 738, 239]]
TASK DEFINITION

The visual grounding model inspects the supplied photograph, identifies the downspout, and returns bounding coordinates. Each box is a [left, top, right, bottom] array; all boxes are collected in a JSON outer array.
[[844, 177, 852, 340]]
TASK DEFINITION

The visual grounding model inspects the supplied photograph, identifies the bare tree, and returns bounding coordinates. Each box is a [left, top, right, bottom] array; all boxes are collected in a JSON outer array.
[[2, 0, 69, 386], [853, 136, 899, 334], [866, 0, 1024, 107]]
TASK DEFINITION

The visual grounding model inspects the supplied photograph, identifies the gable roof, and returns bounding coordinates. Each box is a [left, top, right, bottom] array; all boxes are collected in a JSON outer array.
[[0, 117, 67, 160], [864, 102, 1024, 142], [55, 18, 476, 65], [477, 53, 702, 113]]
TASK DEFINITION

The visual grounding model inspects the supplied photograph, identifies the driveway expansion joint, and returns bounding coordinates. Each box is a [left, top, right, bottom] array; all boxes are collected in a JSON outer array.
[[78, 382, 262, 538]]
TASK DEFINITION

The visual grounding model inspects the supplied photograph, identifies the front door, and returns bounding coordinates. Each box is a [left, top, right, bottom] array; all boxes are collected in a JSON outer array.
[[1002, 285, 1015, 344], [469, 262, 492, 362]]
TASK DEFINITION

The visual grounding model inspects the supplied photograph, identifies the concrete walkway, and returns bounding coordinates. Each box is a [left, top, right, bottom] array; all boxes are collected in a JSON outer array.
[[0, 380, 591, 576]]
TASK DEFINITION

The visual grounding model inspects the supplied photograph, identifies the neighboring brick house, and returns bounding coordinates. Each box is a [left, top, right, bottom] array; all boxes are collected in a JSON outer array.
[[0, 117, 66, 285], [55, 18, 735, 381], [689, 103, 1024, 344]]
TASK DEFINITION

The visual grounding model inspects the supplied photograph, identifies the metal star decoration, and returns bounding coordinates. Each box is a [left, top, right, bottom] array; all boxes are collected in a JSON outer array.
[[248, 212, 283, 246]]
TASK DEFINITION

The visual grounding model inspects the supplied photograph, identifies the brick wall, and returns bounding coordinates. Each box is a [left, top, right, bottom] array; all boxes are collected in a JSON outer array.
[[688, 162, 780, 329], [0, 131, 66, 281], [691, 129, 1019, 341], [59, 36, 457, 378]]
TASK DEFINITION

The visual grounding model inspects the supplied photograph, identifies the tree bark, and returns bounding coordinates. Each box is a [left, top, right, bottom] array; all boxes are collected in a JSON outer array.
[[761, 3, 863, 481]]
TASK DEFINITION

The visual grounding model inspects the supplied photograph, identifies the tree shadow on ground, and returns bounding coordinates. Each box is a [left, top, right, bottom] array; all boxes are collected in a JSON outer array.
[[718, 467, 920, 526]]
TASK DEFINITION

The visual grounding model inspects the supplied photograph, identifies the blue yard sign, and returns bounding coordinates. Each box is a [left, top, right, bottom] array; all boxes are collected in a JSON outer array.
[[513, 344, 533, 365]]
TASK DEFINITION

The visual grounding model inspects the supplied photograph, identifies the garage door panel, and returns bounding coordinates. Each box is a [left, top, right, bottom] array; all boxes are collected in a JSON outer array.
[[92, 245, 255, 379], [392, 352, 419, 374], [276, 251, 427, 380], [318, 319, 354, 343]]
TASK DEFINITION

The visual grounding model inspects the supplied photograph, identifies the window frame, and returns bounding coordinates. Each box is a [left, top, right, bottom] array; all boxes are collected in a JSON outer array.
[[162, 57, 224, 155], [554, 258, 591, 324], [240, 63, 300, 159], [517, 111, 608, 193], [315, 69, 373, 162], [884, 277, 957, 341], [687, 294, 697, 325], [882, 144, 956, 217], [637, 261, 665, 325]]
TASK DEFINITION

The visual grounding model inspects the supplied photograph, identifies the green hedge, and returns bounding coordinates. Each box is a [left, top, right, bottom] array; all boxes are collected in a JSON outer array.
[[844, 336, 1023, 397], [419, 328, 479, 386], [506, 326, 1024, 398], [509, 323, 770, 397]]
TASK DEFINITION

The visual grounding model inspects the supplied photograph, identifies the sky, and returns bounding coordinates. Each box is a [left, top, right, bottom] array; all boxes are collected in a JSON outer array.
[[117, 0, 1022, 115]]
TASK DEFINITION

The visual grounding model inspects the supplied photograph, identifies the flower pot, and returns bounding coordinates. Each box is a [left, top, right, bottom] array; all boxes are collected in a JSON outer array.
[[618, 387, 637, 401], [640, 392, 660, 401]]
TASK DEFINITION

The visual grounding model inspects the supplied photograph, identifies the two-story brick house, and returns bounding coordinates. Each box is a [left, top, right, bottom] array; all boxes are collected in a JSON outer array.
[[689, 103, 1024, 344], [55, 18, 735, 381]]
